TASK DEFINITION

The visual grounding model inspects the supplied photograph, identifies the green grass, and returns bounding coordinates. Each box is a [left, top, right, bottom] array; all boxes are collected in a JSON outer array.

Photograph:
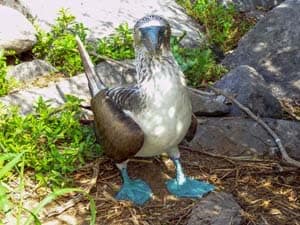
[[177, 0, 254, 52], [96, 23, 135, 60], [0, 95, 99, 223], [33, 9, 135, 76], [0, 96, 101, 187], [33, 8, 89, 76], [171, 34, 227, 86], [0, 153, 96, 224]]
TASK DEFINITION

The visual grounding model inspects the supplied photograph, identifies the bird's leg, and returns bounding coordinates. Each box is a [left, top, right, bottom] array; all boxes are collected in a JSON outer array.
[[166, 148, 214, 198], [115, 160, 152, 205]]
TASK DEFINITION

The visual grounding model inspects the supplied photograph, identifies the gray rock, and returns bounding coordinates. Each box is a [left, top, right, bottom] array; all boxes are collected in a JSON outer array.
[[0, 61, 137, 115], [220, 0, 284, 11], [214, 65, 283, 118], [190, 117, 300, 160], [7, 60, 57, 82], [189, 90, 230, 116], [0, 73, 90, 115], [0, 0, 31, 18], [222, 0, 300, 103], [95, 60, 137, 87], [187, 192, 242, 225], [0, 5, 37, 54], [8, 0, 203, 48]]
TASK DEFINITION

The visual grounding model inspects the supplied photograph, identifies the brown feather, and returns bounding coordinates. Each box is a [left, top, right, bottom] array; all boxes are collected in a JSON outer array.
[[91, 90, 145, 163]]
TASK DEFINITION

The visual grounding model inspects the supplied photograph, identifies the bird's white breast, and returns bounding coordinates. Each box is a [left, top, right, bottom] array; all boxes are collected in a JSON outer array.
[[131, 60, 192, 157]]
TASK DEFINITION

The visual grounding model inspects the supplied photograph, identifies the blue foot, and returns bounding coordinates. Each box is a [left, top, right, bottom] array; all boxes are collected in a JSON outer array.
[[166, 158, 214, 198], [115, 168, 152, 205], [167, 176, 214, 198]]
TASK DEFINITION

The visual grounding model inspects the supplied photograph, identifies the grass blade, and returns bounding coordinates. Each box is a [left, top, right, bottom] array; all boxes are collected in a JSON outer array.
[[0, 153, 23, 179]]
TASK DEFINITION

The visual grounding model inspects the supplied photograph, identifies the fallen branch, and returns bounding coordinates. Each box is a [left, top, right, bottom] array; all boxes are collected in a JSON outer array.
[[180, 145, 276, 163], [188, 87, 216, 96], [209, 86, 300, 168], [46, 159, 101, 218]]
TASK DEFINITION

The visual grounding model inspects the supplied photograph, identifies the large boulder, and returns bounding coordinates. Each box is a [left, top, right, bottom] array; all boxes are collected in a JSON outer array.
[[187, 192, 243, 225], [0, 6, 37, 54], [0, 0, 31, 17], [214, 65, 283, 118], [0, 73, 90, 115], [7, 0, 203, 47], [222, 0, 300, 103], [7, 60, 57, 82], [190, 117, 300, 160]]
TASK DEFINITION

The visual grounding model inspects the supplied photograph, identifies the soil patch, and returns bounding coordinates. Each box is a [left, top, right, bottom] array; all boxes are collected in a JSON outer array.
[[47, 147, 300, 225]]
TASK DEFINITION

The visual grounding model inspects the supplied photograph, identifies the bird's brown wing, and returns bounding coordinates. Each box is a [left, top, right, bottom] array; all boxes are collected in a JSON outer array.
[[184, 114, 198, 142], [91, 90, 144, 163]]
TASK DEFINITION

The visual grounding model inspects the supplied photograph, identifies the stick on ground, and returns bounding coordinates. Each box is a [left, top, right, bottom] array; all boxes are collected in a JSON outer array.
[[209, 86, 300, 168]]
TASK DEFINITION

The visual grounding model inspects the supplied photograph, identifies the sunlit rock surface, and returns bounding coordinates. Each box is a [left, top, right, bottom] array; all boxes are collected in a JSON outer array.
[[222, 0, 300, 102], [0, 5, 37, 54]]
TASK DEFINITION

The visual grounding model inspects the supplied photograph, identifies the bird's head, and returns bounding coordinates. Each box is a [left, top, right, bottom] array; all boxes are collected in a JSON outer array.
[[134, 15, 171, 57]]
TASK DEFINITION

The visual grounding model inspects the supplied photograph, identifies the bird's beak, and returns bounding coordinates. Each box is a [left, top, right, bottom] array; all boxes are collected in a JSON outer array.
[[140, 26, 164, 55]]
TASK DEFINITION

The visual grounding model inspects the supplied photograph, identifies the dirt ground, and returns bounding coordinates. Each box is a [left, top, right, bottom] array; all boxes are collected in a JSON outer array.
[[42, 146, 300, 225]]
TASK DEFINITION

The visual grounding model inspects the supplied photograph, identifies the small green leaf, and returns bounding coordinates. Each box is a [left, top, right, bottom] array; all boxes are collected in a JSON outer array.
[[0, 153, 23, 179]]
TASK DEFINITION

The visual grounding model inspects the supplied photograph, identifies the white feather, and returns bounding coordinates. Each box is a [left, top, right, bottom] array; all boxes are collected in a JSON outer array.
[[131, 59, 192, 157]]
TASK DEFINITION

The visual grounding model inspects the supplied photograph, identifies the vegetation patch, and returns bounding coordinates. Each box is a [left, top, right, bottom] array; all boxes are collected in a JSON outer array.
[[32, 9, 89, 76], [171, 34, 227, 86], [96, 23, 135, 60], [177, 0, 255, 52], [0, 96, 101, 188]]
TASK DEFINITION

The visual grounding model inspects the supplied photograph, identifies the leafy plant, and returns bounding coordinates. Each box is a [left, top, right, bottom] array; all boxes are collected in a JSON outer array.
[[0, 96, 101, 187], [33, 8, 89, 76], [171, 34, 227, 86], [0, 51, 17, 97], [96, 23, 135, 60], [177, 0, 254, 52]]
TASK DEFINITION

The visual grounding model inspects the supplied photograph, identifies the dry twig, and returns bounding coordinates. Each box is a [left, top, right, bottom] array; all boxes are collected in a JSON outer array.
[[209, 86, 300, 168], [188, 87, 216, 96], [179, 145, 275, 163]]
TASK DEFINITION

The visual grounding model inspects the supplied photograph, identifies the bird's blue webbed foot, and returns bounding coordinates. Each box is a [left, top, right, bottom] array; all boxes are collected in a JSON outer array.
[[166, 158, 214, 198], [115, 168, 152, 205]]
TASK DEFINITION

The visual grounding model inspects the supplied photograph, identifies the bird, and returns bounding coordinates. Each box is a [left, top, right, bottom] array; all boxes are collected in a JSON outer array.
[[76, 15, 214, 205]]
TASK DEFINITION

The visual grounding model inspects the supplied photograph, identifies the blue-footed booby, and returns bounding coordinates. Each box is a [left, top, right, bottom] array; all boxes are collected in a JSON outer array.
[[76, 15, 214, 205]]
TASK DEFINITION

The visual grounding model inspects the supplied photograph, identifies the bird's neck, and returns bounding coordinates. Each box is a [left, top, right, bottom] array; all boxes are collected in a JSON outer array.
[[135, 50, 186, 92]]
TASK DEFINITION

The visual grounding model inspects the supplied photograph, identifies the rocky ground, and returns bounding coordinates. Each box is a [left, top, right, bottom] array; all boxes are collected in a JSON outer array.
[[0, 0, 299, 225]]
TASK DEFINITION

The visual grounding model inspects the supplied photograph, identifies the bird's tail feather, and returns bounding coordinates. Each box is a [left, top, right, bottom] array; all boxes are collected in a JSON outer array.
[[76, 36, 105, 97]]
